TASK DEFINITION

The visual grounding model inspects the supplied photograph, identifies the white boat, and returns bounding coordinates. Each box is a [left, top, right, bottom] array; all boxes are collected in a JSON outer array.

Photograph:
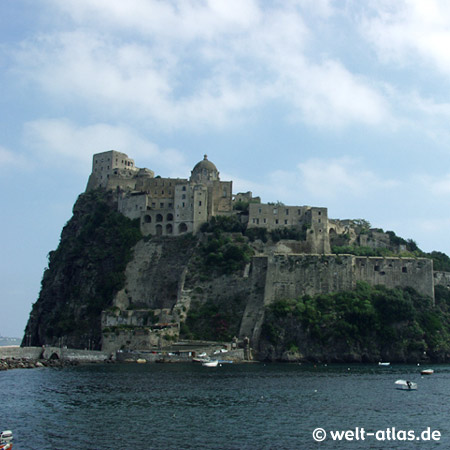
[[202, 360, 219, 367], [378, 362, 390, 366], [395, 379, 417, 390], [0, 430, 13, 449], [420, 369, 434, 375]]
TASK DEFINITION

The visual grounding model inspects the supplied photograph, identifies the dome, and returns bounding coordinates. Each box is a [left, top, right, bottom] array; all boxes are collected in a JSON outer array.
[[191, 155, 219, 182], [192, 154, 218, 172]]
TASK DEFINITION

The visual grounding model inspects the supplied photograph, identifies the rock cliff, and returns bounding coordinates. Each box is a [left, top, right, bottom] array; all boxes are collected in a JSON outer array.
[[22, 189, 450, 362]]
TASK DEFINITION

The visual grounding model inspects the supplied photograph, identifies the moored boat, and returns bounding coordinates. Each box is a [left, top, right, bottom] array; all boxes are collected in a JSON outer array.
[[378, 362, 390, 366], [202, 360, 219, 367], [395, 379, 417, 390], [420, 369, 434, 375]]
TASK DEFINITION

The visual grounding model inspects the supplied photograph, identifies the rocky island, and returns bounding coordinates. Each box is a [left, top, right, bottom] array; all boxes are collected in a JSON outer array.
[[22, 152, 450, 363]]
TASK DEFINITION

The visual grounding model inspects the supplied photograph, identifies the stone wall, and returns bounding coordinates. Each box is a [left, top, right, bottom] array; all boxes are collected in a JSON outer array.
[[433, 271, 450, 289], [0, 346, 109, 362], [243, 253, 435, 344], [354, 256, 434, 299]]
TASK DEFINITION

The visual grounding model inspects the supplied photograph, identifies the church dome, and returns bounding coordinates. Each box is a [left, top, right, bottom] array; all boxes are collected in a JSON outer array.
[[191, 155, 220, 182]]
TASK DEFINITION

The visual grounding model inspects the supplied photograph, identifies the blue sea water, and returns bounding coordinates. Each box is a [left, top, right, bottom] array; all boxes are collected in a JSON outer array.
[[1, 362, 449, 449]]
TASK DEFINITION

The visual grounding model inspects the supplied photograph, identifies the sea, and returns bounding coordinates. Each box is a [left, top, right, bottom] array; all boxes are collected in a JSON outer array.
[[2, 362, 449, 449]]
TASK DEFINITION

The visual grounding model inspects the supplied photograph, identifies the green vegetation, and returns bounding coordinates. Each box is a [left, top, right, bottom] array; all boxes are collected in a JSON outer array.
[[331, 245, 413, 257], [428, 251, 450, 272], [201, 234, 253, 275], [269, 225, 308, 243], [32, 189, 142, 347], [200, 215, 245, 233], [261, 282, 450, 361], [181, 294, 246, 341]]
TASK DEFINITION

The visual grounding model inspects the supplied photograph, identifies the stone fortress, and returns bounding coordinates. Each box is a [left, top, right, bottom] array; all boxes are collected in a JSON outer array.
[[86, 150, 329, 253], [87, 151, 448, 351]]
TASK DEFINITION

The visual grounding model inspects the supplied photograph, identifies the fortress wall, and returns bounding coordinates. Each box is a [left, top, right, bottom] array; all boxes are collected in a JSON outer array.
[[433, 270, 450, 289], [354, 256, 434, 299], [267, 254, 356, 300]]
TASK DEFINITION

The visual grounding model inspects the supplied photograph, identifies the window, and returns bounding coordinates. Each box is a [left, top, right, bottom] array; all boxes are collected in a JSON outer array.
[[402, 267, 408, 273], [182, 194, 186, 199], [286, 209, 289, 215], [160, 203, 164, 208], [156, 214, 163, 222], [275, 219, 279, 224], [182, 186, 186, 191], [199, 201, 202, 206], [284, 220, 288, 224]]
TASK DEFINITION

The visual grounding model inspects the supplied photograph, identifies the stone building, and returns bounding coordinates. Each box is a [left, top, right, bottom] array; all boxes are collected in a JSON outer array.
[[247, 203, 330, 253], [87, 151, 233, 236]]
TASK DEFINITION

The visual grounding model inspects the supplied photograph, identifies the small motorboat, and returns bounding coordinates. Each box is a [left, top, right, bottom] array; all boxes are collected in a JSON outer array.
[[378, 362, 390, 366], [395, 379, 417, 390], [192, 357, 210, 363], [421, 369, 434, 375], [0, 430, 13, 449], [202, 360, 219, 367]]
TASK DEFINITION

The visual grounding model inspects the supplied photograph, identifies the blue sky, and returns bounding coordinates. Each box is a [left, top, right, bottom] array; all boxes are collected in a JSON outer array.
[[3, 0, 450, 337]]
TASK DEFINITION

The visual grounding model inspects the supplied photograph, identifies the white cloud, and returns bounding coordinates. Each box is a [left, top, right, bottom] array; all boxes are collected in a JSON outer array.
[[360, 0, 450, 74], [296, 157, 397, 199], [23, 119, 187, 175], [10, 1, 390, 129], [0, 145, 30, 169]]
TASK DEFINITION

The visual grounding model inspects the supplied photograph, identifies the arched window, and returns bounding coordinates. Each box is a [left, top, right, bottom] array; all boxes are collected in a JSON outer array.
[[156, 214, 163, 222], [166, 224, 173, 234], [156, 224, 163, 236], [144, 215, 151, 223], [167, 213, 173, 221], [178, 223, 188, 233]]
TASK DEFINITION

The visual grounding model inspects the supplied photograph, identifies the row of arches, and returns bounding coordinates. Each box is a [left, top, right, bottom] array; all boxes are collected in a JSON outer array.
[[143, 213, 174, 223], [154, 222, 188, 236]]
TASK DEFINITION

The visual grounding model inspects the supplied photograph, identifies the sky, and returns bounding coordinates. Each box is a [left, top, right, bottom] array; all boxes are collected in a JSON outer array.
[[3, 0, 450, 337]]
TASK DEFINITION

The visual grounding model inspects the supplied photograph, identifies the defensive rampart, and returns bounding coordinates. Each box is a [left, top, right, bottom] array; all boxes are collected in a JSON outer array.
[[244, 253, 435, 344]]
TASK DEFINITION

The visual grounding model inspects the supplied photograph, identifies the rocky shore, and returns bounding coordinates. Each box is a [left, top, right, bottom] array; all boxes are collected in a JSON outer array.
[[0, 358, 80, 371]]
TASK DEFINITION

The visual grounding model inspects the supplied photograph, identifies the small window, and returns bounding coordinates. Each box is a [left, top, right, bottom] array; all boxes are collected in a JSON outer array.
[[374, 265, 380, 272], [402, 267, 408, 273], [199, 201, 202, 206]]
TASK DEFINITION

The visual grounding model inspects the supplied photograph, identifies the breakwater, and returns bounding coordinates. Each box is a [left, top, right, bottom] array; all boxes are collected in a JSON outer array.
[[0, 346, 110, 370]]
